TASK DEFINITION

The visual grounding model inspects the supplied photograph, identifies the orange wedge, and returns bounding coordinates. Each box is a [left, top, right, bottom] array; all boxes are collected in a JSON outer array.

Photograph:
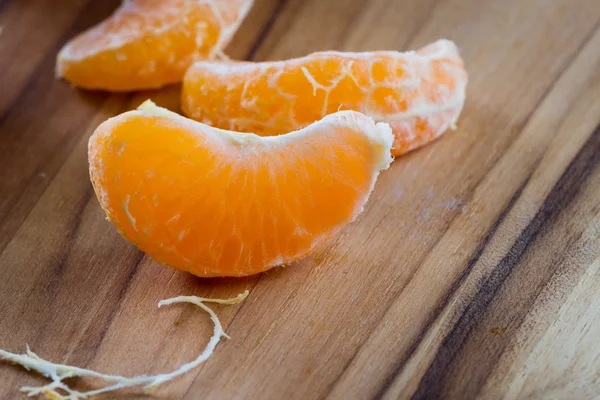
[[182, 39, 467, 156], [57, 0, 253, 91], [88, 101, 393, 277]]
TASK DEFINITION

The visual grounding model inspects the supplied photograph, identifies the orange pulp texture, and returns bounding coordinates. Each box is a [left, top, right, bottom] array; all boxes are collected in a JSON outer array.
[[56, 0, 253, 91], [182, 39, 467, 156], [88, 102, 393, 277]]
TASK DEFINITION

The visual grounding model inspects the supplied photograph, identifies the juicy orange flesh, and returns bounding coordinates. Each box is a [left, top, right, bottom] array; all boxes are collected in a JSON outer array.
[[182, 40, 467, 155], [57, 0, 252, 91], [89, 111, 387, 277]]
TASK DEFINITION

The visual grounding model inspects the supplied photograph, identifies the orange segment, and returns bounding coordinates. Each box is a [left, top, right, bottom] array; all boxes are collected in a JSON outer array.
[[182, 39, 468, 156], [57, 0, 253, 91], [88, 101, 393, 277]]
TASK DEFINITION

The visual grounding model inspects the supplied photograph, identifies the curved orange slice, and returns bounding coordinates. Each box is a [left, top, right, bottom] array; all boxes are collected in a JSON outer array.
[[88, 101, 393, 277], [57, 0, 253, 91], [182, 39, 467, 156]]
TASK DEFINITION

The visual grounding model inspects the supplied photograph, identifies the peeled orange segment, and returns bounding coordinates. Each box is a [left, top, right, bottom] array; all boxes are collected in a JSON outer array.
[[56, 0, 253, 91], [89, 101, 393, 277], [182, 39, 467, 156]]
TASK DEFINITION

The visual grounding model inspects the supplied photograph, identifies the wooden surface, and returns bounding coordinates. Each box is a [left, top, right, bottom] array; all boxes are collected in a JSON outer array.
[[1, 0, 600, 399]]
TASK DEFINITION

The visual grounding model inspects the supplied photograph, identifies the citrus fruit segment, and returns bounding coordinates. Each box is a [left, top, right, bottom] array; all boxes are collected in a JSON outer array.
[[88, 101, 393, 277], [182, 39, 467, 156], [56, 0, 253, 91]]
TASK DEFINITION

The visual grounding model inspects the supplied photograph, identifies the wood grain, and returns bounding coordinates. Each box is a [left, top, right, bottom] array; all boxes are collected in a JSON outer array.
[[0, 0, 599, 399]]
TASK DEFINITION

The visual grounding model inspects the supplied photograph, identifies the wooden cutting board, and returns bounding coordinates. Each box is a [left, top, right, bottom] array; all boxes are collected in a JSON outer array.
[[1, 0, 599, 399]]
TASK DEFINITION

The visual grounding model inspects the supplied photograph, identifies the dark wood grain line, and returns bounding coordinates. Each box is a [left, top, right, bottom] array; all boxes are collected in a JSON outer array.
[[38, 190, 94, 289], [25, 188, 95, 346], [0, 98, 115, 246], [368, 29, 600, 394], [471, 211, 599, 397], [369, 167, 532, 400], [322, 184, 477, 400], [0, 1, 124, 253], [319, 5, 470, 389], [0, 0, 9, 16], [0, 96, 128, 260], [325, 90, 554, 399], [0, 0, 114, 122], [245, 0, 288, 61], [411, 123, 600, 400], [444, 17, 600, 205], [327, 55, 570, 396], [76, 251, 145, 366]]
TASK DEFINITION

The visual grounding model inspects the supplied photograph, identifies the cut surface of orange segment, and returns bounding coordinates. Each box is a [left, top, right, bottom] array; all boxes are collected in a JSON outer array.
[[89, 101, 393, 277], [57, 0, 253, 91], [182, 39, 467, 156]]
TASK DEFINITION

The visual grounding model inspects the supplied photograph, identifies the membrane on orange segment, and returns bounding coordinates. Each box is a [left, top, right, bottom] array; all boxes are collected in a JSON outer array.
[[88, 101, 393, 277], [182, 39, 467, 156], [56, 0, 253, 91]]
